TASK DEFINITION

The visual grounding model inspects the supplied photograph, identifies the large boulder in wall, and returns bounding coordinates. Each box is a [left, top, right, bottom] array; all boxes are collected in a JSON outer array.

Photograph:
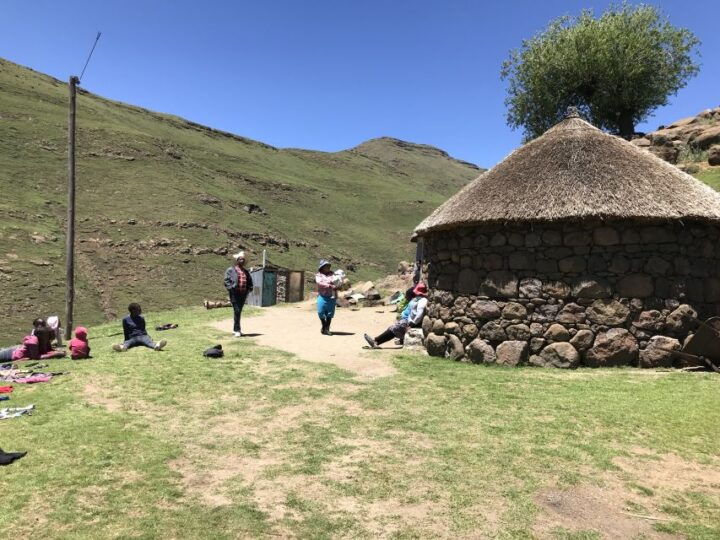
[[426, 333, 447, 357], [467, 339, 497, 364], [537, 342, 580, 368], [585, 328, 639, 367], [496, 340, 529, 366], [639, 335, 680, 368]]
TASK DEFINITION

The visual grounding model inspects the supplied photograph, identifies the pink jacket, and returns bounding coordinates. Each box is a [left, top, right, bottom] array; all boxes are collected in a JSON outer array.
[[315, 272, 335, 297], [12, 335, 40, 361]]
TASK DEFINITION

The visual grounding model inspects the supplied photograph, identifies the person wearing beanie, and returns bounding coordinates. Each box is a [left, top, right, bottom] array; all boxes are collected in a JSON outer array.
[[69, 326, 91, 360], [315, 259, 337, 335], [223, 251, 254, 337], [364, 282, 428, 348]]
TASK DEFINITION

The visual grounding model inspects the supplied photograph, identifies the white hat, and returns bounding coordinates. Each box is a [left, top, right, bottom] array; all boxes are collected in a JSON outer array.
[[232, 251, 245, 260]]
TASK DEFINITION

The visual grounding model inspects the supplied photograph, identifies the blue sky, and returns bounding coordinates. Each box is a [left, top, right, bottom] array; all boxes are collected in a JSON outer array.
[[1, 0, 717, 168]]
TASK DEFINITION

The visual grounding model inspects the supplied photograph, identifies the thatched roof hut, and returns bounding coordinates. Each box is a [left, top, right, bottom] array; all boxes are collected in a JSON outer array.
[[415, 113, 720, 237], [413, 112, 720, 369]]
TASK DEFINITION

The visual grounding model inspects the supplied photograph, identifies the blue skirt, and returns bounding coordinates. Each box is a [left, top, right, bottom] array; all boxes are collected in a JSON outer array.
[[317, 295, 336, 320]]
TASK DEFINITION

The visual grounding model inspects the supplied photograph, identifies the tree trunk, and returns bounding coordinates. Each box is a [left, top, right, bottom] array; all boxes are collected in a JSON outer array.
[[618, 111, 635, 140]]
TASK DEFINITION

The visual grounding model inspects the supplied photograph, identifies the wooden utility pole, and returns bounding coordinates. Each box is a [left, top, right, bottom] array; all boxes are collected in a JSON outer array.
[[65, 75, 79, 340]]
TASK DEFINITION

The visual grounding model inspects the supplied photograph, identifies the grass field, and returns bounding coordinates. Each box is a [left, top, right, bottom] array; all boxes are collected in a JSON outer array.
[[1, 307, 719, 539]]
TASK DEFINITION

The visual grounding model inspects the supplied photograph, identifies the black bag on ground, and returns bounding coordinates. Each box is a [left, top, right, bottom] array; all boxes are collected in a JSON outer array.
[[203, 345, 224, 358]]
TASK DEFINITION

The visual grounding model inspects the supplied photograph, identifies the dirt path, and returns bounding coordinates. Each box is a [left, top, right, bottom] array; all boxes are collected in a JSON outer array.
[[212, 300, 401, 379]]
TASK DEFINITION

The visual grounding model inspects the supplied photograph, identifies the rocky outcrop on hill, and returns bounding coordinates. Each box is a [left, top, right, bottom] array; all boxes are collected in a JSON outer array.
[[632, 107, 720, 166]]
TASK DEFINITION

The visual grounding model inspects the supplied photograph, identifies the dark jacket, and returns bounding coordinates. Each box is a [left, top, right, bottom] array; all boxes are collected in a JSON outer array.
[[224, 266, 254, 293], [122, 314, 147, 341]]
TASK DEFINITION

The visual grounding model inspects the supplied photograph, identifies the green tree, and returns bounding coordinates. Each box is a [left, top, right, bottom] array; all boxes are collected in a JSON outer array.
[[501, 3, 700, 140]]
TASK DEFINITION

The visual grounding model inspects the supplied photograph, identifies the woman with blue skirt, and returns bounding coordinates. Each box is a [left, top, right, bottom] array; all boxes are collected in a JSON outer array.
[[315, 259, 337, 335]]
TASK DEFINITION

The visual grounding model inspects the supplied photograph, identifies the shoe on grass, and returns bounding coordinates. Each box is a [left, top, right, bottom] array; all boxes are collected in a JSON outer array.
[[112, 343, 126, 352], [155, 340, 167, 351], [233, 331, 241, 338], [364, 334, 378, 349]]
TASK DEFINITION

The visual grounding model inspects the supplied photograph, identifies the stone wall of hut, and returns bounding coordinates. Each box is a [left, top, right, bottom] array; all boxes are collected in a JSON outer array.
[[420, 220, 720, 368]]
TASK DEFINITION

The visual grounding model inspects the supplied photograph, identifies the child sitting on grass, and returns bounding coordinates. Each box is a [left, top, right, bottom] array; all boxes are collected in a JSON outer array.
[[69, 326, 91, 359], [112, 303, 167, 352]]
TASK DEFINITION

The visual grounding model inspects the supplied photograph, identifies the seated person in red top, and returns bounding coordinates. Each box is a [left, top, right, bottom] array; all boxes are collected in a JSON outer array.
[[0, 335, 40, 362], [112, 303, 167, 352], [69, 326, 91, 359]]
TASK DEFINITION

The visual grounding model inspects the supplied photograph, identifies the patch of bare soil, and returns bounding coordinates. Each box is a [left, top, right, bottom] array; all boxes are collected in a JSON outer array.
[[535, 448, 720, 538], [535, 484, 678, 539], [614, 448, 720, 493], [212, 300, 407, 379], [83, 381, 122, 412]]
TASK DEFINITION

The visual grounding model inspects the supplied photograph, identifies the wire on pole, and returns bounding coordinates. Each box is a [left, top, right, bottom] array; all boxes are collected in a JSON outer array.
[[79, 31, 102, 83]]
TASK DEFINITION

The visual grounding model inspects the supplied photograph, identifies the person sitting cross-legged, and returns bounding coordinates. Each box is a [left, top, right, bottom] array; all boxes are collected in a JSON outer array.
[[112, 303, 167, 352], [364, 283, 428, 348]]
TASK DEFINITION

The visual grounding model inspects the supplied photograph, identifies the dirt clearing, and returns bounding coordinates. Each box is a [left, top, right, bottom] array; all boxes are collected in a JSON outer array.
[[212, 300, 404, 379]]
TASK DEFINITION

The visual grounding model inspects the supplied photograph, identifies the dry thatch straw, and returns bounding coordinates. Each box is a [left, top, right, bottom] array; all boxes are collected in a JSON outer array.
[[414, 116, 720, 236]]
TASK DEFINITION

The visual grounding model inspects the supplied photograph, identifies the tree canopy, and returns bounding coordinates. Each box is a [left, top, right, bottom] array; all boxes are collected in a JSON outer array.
[[501, 3, 701, 140]]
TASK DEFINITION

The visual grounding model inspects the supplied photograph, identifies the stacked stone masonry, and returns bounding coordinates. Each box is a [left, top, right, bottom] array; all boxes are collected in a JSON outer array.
[[421, 220, 720, 368]]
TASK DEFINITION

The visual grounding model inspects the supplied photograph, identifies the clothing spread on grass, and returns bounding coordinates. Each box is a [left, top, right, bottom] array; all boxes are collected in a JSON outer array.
[[0, 368, 63, 384], [0, 386, 13, 393], [155, 323, 178, 331], [203, 345, 224, 358], [69, 326, 90, 359], [0, 448, 27, 465], [0, 404, 34, 420]]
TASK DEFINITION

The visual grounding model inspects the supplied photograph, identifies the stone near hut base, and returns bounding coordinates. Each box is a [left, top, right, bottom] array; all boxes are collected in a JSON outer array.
[[502, 302, 527, 320], [462, 323, 479, 341], [506, 323, 531, 341], [544, 323, 571, 342], [421, 316, 433, 336], [479, 320, 507, 342], [585, 328, 639, 367], [639, 335, 681, 368], [426, 333, 447, 357], [519, 278, 542, 298], [496, 340, 529, 366], [444, 321, 460, 335], [586, 299, 631, 326], [403, 328, 425, 351], [556, 303, 585, 324], [445, 334, 465, 360], [530, 322, 544, 337], [572, 279, 611, 299], [538, 342, 580, 368], [665, 304, 698, 334], [364, 289, 382, 301], [542, 281, 571, 299], [632, 310, 665, 332], [480, 271, 518, 298], [530, 337, 546, 353], [432, 319, 445, 335], [569, 329, 594, 351], [471, 300, 501, 320], [467, 339, 497, 364]]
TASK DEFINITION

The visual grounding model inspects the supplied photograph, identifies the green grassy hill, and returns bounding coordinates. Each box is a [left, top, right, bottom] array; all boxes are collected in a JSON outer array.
[[0, 58, 481, 342]]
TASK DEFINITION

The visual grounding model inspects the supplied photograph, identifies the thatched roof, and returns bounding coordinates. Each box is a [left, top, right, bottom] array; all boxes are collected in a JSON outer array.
[[414, 114, 720, 236]]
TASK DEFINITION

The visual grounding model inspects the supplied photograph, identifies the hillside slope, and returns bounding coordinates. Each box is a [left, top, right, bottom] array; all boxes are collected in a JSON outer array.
[[0, 58, 481, 341]]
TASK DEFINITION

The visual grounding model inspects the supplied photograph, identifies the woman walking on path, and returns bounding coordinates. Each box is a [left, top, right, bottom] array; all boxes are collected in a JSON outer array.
[[224, 251, 254, 337], [316, 259, 337, 336]]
